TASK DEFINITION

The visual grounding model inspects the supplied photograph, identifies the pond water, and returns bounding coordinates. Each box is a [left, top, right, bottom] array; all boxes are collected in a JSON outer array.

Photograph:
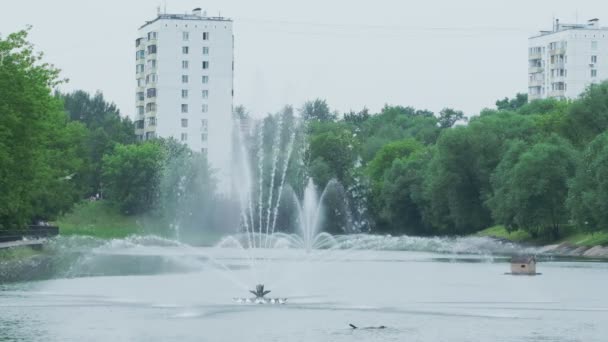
[[1, 236, 607, 341]]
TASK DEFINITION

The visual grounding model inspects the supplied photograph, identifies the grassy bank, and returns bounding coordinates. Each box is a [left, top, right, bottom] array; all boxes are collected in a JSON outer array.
[[55, 201, 224, 244], [56, 201, 148, 239], [477, 226, 608, 247]]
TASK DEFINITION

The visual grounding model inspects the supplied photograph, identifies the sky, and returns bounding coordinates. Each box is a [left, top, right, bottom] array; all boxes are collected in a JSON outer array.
[[1, 0, 607, 118]]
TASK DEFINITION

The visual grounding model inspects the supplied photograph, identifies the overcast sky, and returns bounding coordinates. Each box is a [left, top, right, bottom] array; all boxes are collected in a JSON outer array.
[[1, 0, 607, 118]]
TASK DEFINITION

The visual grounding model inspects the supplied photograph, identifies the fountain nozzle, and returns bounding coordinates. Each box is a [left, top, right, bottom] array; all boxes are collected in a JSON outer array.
[[249, 284, 271, 298]]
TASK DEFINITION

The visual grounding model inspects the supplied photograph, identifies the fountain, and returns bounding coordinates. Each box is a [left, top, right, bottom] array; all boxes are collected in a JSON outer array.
[[223, 113, 352, 300]]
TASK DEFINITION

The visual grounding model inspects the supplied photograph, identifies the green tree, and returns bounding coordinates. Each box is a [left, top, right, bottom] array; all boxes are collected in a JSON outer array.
[[307, 121, 357, 187], [422, 112, 538, 234], [59, 90, 135, 195], [487, 135, 578, 239], [300, 99, 337, 122], [377, 149, 433, 234], [562, 81, 608, 145], [496, 93, 528, 111], [102, 142, 165, 214], [437, 108, 467, 129], [567, 132, 608, 233], [0, 29, 85, 228]]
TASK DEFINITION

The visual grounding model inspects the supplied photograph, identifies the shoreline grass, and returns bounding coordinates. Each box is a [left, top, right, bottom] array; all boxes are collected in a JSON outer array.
[[477, 225, 608, 247]]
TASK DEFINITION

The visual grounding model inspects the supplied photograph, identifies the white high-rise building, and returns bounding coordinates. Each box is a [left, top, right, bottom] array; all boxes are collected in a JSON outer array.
[[528, 18, 608, 101], [135, 8, 234, 191]]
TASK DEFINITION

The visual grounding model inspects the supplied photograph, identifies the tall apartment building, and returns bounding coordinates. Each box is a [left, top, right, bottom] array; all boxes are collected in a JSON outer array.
[[528, 18, 608, 101], [135, 8, 234, 191]]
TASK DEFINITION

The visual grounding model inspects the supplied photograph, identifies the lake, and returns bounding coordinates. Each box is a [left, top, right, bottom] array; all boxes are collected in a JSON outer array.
[[1, 235, 607, 341]]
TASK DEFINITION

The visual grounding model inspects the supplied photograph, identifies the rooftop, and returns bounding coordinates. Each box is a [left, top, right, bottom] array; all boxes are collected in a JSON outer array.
[[530, 18, 608, 39], [139, 9, 232, 30], [510, 255, 536, 264]]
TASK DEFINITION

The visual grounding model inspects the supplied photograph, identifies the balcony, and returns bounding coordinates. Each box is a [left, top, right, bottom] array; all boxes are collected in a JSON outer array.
[[548, 89, 565, 98], [529, 78, 544, 87], [552, 75, 566, 82], [549, 47, 566, 55], [529, 66, 544, 74], [551, 61, 565, 68], [528, 52, 542, 60], [528, 93, 543, 101]]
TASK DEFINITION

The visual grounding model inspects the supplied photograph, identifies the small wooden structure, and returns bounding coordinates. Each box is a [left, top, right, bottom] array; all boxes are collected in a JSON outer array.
[[510, 255, 537, 275]]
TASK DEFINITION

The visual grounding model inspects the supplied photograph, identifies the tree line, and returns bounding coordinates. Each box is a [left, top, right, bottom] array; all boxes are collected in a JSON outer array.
[[3, 29, 608, 241], [303, 87, 608, 239]]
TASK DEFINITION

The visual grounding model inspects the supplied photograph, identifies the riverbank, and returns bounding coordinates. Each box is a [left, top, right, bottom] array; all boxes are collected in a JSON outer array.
[[477, 226, 608, 258]]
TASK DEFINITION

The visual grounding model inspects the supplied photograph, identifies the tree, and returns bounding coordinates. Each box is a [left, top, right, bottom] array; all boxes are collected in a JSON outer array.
[[300, 99, 336, 122], [59, 90, 135, 195], [0, 29, 85, 229], [437, 108, 467, 129], [377, 149, 433, 234], [567, 132, 608, 233], [102, 142, 165, 214], [487, 135, 578, 239], [496, 93, 528, 111], [307, 121, 357, 187], [562, 82, 608, 146], [422, 112, 538, 234]]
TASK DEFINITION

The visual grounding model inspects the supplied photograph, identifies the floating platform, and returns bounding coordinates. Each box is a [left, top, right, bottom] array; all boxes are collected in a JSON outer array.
[[504, 272, 542, 276], [232, 298, 287, 304]]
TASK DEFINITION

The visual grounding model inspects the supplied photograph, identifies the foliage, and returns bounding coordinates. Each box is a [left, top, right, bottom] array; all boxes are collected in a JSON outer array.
[[496, 93, 528, 111], [487, 135, 578, 239], [300, 98, 337, 122], [101, 142, 165, 215], [0, 29, 84, 229], [567, 132, 608, 232], [437, 108, 467, 129]]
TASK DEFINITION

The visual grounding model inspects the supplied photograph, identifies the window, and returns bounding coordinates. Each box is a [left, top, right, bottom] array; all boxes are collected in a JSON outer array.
[[201, 147, 207, 156], [146, 88, 156, 98], [592, 69, 598, 77], [146, 74, 157, 84], [202, 75, 209, 84], [182, 31, 189, 41], [181, 89, 188, 99], [137, 78, 144, 87], [182, 60, 189, 69], [182, 75, 189, 83], [146, 102, 156, 112], [147, 59, 157, 69], [203, 32, 209, 40], [136, 64, 144, 73], [202, 90, 209, 99], [147, 31, 157, 40], [181, 118, 188, 128], [201, 119, 208, 130], [203, 46, 209, 55], [201, 133, 208, 142], [136, 50, 145, 60], [202, 104, 208, 113], [181, 133, 188, 141], [137, 92, 144, 101], [137, 106, 144, 115], [202, 61, 209, 69], [592, 55, 598, 63], [181, 104, 188, 113], [592, 41, 598, 50], [148, 117, 156, 126], [182, 46, 189, 54], [147, 45, 157, 54]]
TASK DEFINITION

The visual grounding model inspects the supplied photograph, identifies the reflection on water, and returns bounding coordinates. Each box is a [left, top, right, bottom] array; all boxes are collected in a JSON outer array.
[[1, 235, 608, 341]]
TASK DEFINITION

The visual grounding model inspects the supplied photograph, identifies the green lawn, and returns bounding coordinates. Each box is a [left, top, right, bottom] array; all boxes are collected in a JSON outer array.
[[55, 201, 145, 239], [477, 225, 608, 247]]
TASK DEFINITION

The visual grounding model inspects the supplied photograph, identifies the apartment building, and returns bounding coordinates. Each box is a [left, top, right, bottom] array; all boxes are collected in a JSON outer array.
[[528, 18, 608, 100], [135, 8, 234, 191]]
